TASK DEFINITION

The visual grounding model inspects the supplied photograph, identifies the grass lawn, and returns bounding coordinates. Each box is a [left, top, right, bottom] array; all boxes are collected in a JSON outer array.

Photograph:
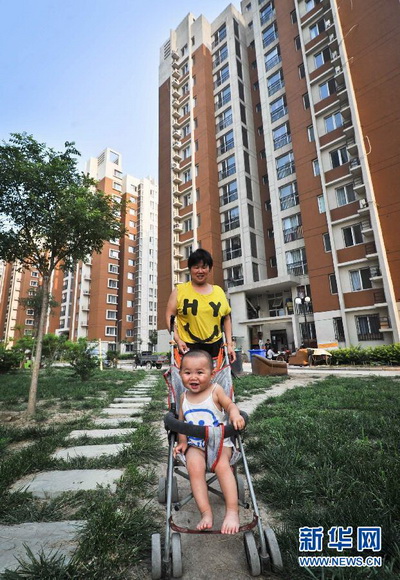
[[0, 367, 168, 579], [243, 375, 400, 580]]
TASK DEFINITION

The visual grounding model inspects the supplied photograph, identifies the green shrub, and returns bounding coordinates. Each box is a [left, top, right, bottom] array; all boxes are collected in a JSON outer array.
[[330, 343, 400, 366], [64, 338, 98, 381], [0, 344, 22, 373]]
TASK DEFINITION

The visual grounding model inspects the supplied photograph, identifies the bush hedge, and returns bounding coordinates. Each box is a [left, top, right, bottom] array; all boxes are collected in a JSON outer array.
[[330, 343, 400, 366]]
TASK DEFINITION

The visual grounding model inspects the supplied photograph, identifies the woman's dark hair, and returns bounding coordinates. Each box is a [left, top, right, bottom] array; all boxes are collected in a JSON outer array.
[[188, 249, 213, 270]]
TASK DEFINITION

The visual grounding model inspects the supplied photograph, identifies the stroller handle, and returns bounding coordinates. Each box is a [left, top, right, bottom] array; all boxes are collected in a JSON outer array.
[[169, 315, 175, 333], [164, 410, 248, 438]]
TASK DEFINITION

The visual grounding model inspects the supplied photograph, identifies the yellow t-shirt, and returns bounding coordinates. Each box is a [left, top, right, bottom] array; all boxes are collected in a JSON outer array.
[[176, 282, 231, 344]]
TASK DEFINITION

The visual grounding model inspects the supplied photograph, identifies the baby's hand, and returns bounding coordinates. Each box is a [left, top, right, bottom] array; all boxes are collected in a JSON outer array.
[[174, 441, 188, 457], [230, 412, 246, 431]]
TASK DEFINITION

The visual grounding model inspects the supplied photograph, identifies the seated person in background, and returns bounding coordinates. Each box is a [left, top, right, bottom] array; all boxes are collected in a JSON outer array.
[[266, 347, 276, 359]]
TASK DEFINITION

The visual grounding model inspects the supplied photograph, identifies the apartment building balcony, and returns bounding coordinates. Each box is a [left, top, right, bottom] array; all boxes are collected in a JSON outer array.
[[172, 68, 180, 80], [174, 247, 184, 259], [213, 52, 228, 69], [273, 133, 292, 150], [287, 261, 308, 276], [172, 129, 181, 140], [277, 161, 295, 180], [173, 174, 182, 185], [271, 105, 288, 123], [172, 108, 180, 120], [260, 9, 276, 26], [342, 117, 354, 135], [283, 225, 303, 243], [172, 87, 180, 99], [173, 223, 183, 233], [349, 156, 362, 176], [374, 289, 386, 305], [220, 190, 238, 206], [365, 241, 377, 258], [172, 119, 180, 130], [346, 136, 358, 156], [173, 196, 183, 208], [171, 50, 179, 61], [215, 95, 232, 112], [280, 192, 299, 211], [265, 54, 282, 72], [263, 30, 278, 49], [219, 164, 236, 181], [173, 208, 182, 221], [361, 219, 374, 238], [226, 277, 244, 288], [354, 177, 366, 195], [216, 114, 233, 131], [369, 265, 382, 280], [214, 72, 230, 89], [222, 217, 240, 233], [334, 64, 344, 85], [211, 28, 227, 49], [172, 150, 182, 162], [268, 79, 285, 97], [171, 77, 180, 90], [173, 140, 182, 151], [379, 316, 392, 332], [218, 139, 234, 156], [223, 247, 242, 261]]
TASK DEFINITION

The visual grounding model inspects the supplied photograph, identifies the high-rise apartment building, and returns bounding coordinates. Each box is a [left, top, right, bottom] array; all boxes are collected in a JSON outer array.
[[158, 0, 400, 352], [0, 148, 159, 353]]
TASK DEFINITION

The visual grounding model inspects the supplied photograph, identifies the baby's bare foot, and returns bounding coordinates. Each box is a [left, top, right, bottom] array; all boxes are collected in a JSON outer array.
[[197, 510, 213, 531], [221, 509, 240, 534]]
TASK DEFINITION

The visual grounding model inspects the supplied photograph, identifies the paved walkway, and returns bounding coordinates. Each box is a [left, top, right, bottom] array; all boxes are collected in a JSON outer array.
[[1, 373, 159, 574]]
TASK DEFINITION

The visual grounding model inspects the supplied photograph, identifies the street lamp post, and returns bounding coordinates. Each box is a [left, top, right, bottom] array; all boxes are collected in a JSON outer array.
[[294, 295, 311, 347]]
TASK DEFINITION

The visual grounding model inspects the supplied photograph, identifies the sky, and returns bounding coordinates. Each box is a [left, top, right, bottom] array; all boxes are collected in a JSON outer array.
[[1, 0, 239, 179]]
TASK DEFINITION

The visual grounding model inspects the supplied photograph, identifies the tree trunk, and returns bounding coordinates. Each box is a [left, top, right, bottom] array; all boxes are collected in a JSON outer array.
[[27, 276, 50, 416]]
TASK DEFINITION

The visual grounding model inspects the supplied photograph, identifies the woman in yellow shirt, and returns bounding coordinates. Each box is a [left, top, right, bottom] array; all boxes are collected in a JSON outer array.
[[165, 249, 236, 362]]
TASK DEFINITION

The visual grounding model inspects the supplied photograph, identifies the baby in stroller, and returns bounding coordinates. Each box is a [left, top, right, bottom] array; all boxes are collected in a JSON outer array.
[[174, 349, 245, 533]]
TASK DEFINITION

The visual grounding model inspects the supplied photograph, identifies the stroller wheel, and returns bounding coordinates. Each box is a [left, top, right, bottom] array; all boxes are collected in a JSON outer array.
[[264, 526, 283, 572], [158, 476, 179, 504], [236, 474, 246, 504], [171, 532, 183, 578], [151, 533, 162, 580], [244, 531, 261, 577]]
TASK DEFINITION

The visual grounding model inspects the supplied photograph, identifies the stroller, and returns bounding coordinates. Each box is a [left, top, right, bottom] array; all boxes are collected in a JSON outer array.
[[151, 318, 283, 579]]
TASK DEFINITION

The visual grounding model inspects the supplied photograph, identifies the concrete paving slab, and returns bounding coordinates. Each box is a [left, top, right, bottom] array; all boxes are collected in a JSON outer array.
[[0, 520, 86, 574], [109, 402, 147, 408], [113, 397, 151, 403], [66, 428, 136, 440], [101, 407, 143, 416], [10, 469, 124, 498], [92, 417, 142, 426], [51, 443, 126, 460]]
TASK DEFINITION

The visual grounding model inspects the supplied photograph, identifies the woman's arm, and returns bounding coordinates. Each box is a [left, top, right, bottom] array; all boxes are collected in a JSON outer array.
[[223, 314, 236, 363], [165, 288, 178, 330]]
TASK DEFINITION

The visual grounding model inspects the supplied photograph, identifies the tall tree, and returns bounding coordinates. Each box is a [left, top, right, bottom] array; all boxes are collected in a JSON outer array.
[[0, 133, 125, 415]]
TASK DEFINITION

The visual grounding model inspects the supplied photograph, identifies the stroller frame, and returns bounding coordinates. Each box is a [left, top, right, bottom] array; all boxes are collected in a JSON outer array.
[[151, 318, 283, 579]]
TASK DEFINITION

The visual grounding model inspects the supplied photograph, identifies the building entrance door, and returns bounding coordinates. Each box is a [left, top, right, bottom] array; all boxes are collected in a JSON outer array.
[[270, 330, 288, 352]]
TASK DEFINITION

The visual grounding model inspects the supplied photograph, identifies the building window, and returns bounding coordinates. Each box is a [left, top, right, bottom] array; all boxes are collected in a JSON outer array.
[[263, 22, 278, 48], [314, 48, 331, 69], [267, 69, 284, 96], [106, 310, 117, 320], [220, 180, 238, 206], [27, 309, 35, 316], [329, 273, 338, 294], [225, 264, 243, 287], [183, 169, 191, 183], [108, 278, 118, 289], [313, 159, 320, 176], [270, 95, 287, 122], [298, 63, 305, 79], [182, 124, 190, 137], [107, 294, 118, 304], [303, 93, 310, 109], [317, 194, 326, 213], [324, 111, 343, 133], [323, 233, 331, 252], [25, 319, 34, 325], [350, 268, 372, 291], [286, 247, 307, 276], [336, 183, 356, 207], [276, 151, 295, 179], [307, 125, 315, 142], [333, 317, 345, 341], [356, 314, 382, 341], [183, 193, 192, 206], [290, 9, 297, 23], [31, 271, 39, 277], [183, 144, 191, 159], [127, 300, 134, 307], [105, 326, 117, 336], [109, 249, 119, 259], [343, 223, 363, 247], [319, 78, 336, 100], [108, 264, 119, 273], [330, 146, 349, 168], [310, 19, 326, 39], [127, 286, 134, 294], [222, 206, 240, 232], [273, 122, 291, 149], [183, 218, 192, 232], [282, 213, 303, 243], [30, 280, 38, 287], [294, 35, 301, 50], [265, 46, 281, 71], [279, 181, 298, 210]]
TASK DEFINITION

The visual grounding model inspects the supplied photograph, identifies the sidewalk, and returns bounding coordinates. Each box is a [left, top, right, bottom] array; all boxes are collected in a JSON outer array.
[[241, 361, 400, 377]]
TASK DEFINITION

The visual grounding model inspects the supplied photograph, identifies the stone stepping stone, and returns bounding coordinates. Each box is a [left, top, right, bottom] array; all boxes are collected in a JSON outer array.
[[92, 417, 142, 427], [51, 443, 126, 461], [66, 428, 136, 440], [0, 520, 86, 574], [109, 402, 147, 408], [113, 397, 151, 403], [101, 407, 143, 416], [10, 469, 124, 498]]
